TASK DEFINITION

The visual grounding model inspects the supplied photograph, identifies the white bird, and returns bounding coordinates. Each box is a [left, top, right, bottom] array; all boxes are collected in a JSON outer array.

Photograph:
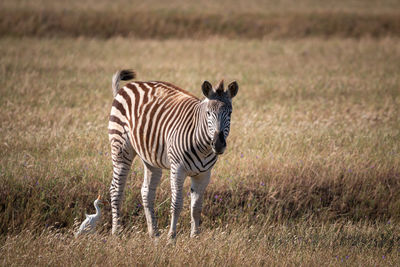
[[75, 195, 103, 237]]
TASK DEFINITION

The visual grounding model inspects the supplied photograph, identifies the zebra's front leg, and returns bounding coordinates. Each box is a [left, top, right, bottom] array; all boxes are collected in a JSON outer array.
[[141, 161, 162, 238], [168, 165, 186, 240], [190, 171, 211, 237]]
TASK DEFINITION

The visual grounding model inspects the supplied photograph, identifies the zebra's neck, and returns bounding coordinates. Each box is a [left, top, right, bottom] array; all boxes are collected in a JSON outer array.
[[193, 100, 214, 156]]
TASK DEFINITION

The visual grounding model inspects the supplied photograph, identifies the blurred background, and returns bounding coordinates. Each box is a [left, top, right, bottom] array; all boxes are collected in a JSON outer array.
[[1, 0, 400, 38]]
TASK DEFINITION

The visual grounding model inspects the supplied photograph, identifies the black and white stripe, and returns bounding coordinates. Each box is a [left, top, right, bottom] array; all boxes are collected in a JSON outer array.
[[108, 70, 238, 239]]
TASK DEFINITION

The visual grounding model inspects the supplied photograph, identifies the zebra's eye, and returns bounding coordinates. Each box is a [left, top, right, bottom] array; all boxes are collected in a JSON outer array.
[[206, 111, 211, 116]]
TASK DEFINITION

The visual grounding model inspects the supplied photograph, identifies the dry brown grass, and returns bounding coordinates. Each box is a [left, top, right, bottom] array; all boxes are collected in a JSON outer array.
[[3, 0, 400, 14], [1, 0, 400, 39], [1, 36, 399, 232], [0, 7, 400, 262], [1, 222, 399, 266]]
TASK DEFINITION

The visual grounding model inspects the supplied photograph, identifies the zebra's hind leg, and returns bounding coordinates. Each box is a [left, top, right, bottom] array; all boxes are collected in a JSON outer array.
[[109, 136, 136, 235], [141, 161, 162, 238], [190, 171, 211, 237]]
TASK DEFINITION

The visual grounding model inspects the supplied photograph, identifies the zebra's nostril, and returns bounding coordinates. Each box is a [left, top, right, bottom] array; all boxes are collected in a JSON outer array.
[[218, 132, 225, 144]]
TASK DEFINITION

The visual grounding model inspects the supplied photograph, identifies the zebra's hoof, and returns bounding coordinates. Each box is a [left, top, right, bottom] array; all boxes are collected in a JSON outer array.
[[190, 229, 200, 238], [167, 233, 177, 245], [111, 226, 123, 236], [190, 233, 200, 239], [149, 230, 160, 239], [167, 238, 176, 246]]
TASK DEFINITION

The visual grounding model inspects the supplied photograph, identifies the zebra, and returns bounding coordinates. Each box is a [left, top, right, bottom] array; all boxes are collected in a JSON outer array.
[[108, 69, 238, 240]]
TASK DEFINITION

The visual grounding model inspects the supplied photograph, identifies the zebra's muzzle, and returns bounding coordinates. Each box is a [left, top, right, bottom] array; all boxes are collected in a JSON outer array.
[[212, 131, 226, 155]]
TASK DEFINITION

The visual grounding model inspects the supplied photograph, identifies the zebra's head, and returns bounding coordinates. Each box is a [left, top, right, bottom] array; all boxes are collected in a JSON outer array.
[[202, 80, 239, 155]]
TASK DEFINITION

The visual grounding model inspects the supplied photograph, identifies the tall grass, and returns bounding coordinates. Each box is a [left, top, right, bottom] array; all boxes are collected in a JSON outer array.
[[0, 37, 399, 236], [1, 0, 400, 39], [1, 222, 399, 266], [0, 1, 400, 261]]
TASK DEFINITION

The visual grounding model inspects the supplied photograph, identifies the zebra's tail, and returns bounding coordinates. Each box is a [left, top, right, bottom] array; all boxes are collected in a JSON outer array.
[[112, 69, 136, 97]]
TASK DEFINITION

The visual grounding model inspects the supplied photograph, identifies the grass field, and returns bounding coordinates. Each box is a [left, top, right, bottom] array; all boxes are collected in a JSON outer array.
[[1, 0, 400, 266], [1, 0, 400, 39]]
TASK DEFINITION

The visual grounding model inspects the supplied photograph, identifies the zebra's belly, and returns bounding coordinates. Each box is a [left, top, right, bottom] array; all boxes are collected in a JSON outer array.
[[128, 131, 171, 169]]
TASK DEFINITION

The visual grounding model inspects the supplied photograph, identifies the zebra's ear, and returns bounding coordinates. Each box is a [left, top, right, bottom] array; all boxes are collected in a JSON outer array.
[[202, 81, 214, 99], [227, 81, 238, 99]]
